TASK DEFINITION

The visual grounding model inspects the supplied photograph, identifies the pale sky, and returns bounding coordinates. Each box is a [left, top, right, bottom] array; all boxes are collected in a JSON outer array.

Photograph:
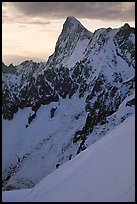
[[2, 2, 135, 65]]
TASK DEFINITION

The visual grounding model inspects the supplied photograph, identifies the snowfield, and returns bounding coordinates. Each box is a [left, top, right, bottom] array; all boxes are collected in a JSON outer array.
[[2, 113, 135, 202]]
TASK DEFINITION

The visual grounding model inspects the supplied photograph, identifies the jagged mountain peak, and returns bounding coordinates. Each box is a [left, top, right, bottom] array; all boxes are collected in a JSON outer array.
[[122, 23, 131, 29], [118, 23, 135, 34], [64, 16, 85, 30], [66, 16, 78, 22], [9, 63, 15, 67], [62, 16, 91, 37], [19, 60, 34, 67], [46, 16, 92, 69], [2, 62, 17, 74]]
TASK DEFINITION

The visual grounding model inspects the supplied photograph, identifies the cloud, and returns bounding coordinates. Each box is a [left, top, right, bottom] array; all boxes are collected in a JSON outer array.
[[17, 21, 51, 26], [26, 21, 51, 25], [2, 2, 51, 25], [5, 2, 135, 22]]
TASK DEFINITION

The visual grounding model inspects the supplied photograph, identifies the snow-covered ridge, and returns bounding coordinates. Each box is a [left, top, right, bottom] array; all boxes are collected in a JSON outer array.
[[2, 114, 135, 202]]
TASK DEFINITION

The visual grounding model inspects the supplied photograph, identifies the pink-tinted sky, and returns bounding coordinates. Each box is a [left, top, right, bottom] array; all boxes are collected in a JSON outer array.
[[2, 2, 135, 65]]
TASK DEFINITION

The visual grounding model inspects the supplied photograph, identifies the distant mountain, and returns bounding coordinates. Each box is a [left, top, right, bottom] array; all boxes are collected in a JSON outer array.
[[2, 62, 17, 74], [2, 16, 135, 190]]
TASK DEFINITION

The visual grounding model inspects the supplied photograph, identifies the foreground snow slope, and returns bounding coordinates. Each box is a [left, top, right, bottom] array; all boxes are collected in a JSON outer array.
[[2, 114, 135, 202]]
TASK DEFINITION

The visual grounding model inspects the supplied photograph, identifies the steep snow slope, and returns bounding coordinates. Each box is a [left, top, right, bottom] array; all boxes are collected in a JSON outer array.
[[2, 89, 134, 190], [2, 114, 135, 202], [2, 95, 87, 189]]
